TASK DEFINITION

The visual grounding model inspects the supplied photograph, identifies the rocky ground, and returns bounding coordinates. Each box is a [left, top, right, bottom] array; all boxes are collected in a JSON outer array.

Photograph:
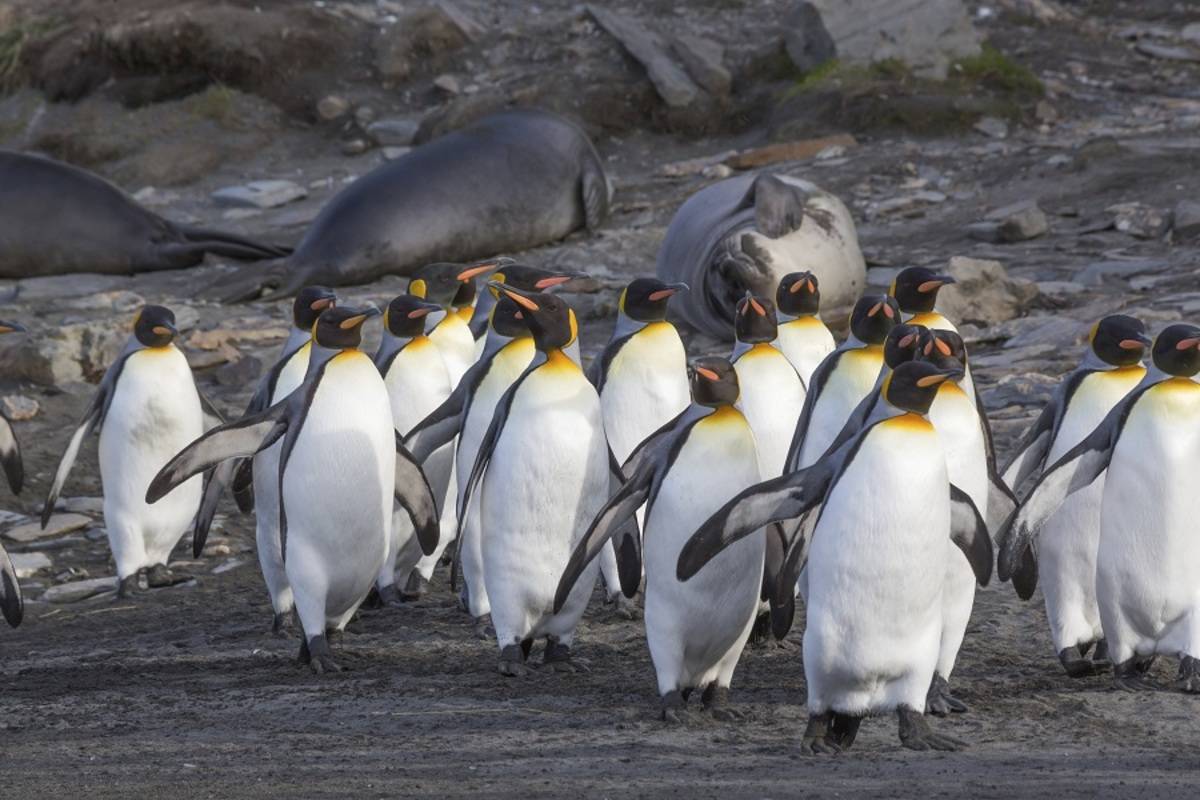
[[3, 0, 1200, 796]]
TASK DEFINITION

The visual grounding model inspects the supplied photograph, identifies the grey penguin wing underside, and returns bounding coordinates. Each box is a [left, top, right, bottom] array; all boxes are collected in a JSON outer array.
[[0, 538, 22, 627], [762, 522, 796, 640], [41, 349, 135, 528], [0, 408, 23, 495], [394, 431, 441, 557], [949, 483, 994, 586], [974, 390, 1018, 531], [606, 446, 643, 598], [996, 386, 1146, 583], [404, 354, 492, 463], [1001, 369, 1090, 491]]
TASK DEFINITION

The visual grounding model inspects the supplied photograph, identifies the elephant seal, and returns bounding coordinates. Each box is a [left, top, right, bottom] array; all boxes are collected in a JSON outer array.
[[656, 172, 865, 339], [0, 151, 289, 279], [217, 109, 611, 302]]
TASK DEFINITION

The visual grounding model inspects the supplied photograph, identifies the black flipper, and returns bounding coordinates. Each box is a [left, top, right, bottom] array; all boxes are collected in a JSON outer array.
[[588, 332, 635, 394], [763, 522, 796, 640], [950, 483, 993, 586], [192, 459, 237, 557], [1001, 369, 1090, 491], [620, 406, 691, 480], [785, 349, 843, 471], [404, 355, 489, 463], [749, 173, 809, 239], [146, 403, 291, 504], [0, 539, 22, 628], [177, 224, 292, 260], [974, 390, 1018, 531], [41, 349, 134, 527], [0, 408, 23, 495], [394, 431, 441, 556], [607, 446, 643, 599], [1011, 541, 1039, 600], [996, 386, 1145, 582]]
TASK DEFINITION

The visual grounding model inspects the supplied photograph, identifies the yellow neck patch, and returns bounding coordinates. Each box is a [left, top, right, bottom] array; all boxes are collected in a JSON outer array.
[[882, 412, 934, 432]]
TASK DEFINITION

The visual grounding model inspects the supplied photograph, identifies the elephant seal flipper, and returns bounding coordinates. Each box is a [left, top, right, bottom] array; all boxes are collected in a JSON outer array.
[[582, 161, 611, 232], [748, 173, 809, 238]]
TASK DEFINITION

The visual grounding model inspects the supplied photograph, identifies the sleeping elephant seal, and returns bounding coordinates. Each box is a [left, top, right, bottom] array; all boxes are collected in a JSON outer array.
[[656, 172, 865, 339], [216, 109, 611, 302], [0, 151, 289, 279]]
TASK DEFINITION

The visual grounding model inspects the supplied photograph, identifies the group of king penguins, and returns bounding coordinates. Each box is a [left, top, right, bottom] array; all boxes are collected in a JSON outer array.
[[2, 257, 1200, 755]]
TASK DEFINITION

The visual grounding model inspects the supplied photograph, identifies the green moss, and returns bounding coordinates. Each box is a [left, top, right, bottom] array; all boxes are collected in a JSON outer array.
[[186, 83, 237, 126], [0, 16, 61, 91], [952, 45, 1044, 96]]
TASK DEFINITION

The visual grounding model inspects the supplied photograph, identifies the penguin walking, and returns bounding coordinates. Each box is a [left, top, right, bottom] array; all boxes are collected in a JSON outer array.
[[786, 294, 900, 471], [731, 294, 805, 478], [589, 278, 690, 613], [680, 360, 992, 753], [146, 305, 439, 673], [775, 272, 835, 387], [557, 357, 772, 720], [405, 265, 581, 635], [43, 306, 209, 597], [234, 287, 337, 632], [0, 319, 27, 629], [1000, 314, 1149, 676], [1000, 323, 1200, 693], [373, 294, 454, 607], [458, 283, 608, 675]]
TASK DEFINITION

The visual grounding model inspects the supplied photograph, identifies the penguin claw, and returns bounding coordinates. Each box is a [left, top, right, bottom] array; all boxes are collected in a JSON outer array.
[[605, 593, 641, 621], [1176, 656, 1200, 693], [498, 644, 531, 677], [1059, 646, 1103, 678], [925, 673, 969, 716], [145, 563, 189, 589], [271, 612, 292, 637], [1113, 656, 1159, 691], [472, 614, 495, 640], [660, 690, 688, 724], [117, 574, 143, 598], [400, 572, 430, 602], [299, 634, 342, 676], [898, 706, 964, 752], [800, 737, 842, 756]]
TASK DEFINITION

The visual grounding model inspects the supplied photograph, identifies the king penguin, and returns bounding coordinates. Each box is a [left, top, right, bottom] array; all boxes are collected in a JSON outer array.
[[786, 294, 900, 471], [0, 319, 27, 630], [373, 294, 454, 607], [146, 305, 439, 673], [43, 306, 207, 597], [557, 356, 769, 721], [679, 360, 992, 753], [589, 277, 690, 614], [732, 293, 806, 478], [775, 271, 836, 387], [458, 282, 608, 675], [889, 267, 976, 402], [232, 286, 337, 632], [401, 265, 583, 621]]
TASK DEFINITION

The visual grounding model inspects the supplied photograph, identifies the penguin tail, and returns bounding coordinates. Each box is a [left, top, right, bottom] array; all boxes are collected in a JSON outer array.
[[177, 224, 293, 261]]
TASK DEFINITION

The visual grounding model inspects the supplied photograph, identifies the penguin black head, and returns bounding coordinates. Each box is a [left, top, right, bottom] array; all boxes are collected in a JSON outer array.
[[734, 294, 778, 344], [776, 271, 820, 318], [1152, 324, 1200, 377], [917, 328, 968, 374], [621, 278, 688, 323], [1090, 314, 1150, 367], [490, 264, 584, 294], [489, 282, 576, 352], [452, 278, 476, 311], [883, 360, 963, 416], [689, 356, 739, 408], [313, 305, 380, 350], [293, 286, 337, 331], [411, 260, 501, 308], [384, 295, 442, 339], [848, 294, 900, 345], [889, 267, 956, 314], [490, 296, 531, 339], [884, 323, 925, 369], [133, 305, 178, 348]]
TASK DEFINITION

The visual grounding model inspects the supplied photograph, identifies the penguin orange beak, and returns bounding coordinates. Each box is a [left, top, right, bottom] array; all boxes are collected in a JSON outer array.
[[898, 332, 918, 349], [152, 322, 177, 338], [490, 281, 540, 312], [868, 301, 895, 319], [748, 297, 767, 317], [456, 261, 500, 282], [310, 296, 335, 312], [918, 276, 956, 293], [1118, 339, 1145, 350], [694, 365, 720, 382], [1176, 337, 1200, 351], [407, 300, 442, 320], [338, 306, 381, 330], [648, 282, 688, 303], [533, 272, 586, 290]]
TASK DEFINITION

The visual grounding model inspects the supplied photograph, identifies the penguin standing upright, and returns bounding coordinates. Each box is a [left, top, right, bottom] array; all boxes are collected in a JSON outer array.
[[404, 266, 582, 634], [787, 294, 900, 471], [373, 294, 454, 606], [590, 277, 690, 612], [775, 272, 835, 386], [0, 319, 27, 629], [888, 267, 976, 401], [236, 287, 337, 632], [557, 356, 768, 720], [147, 305, 439, 673], [1000, 323, 1200, 693], [459, 282, 608, 675], [42, 306, 207, 596], [731, 294, 805, 478], [680, 360, 992, 753], [1001, 314, 1149, 676]]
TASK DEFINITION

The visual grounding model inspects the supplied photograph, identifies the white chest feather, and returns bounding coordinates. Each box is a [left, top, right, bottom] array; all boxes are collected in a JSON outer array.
[[799, 346, 883, 467], [1048, 367, 1145, 462], [776, 317, 835, 386], [383, 337, 453, 435], [430, 314, 476, 385], [273, 343, 311, 404], [459, 338, 536, 476], [927, 382, 987, 513], [600, 322, 689, 462], [733, 344, 804, 476]]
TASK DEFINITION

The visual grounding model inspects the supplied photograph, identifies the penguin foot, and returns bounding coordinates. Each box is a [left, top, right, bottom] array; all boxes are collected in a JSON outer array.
[[542, 639, 589, 673], [376, 584, 405, 609], [1092, 639, 1111, 667], [897, 706, 964, 752], [828, 713, 862, 750], [498, 644, 531, 677], [1059, 646, 1102, 678], [701, 685, 744, 722], [300, 634, 342, 676], [457, 588, 470, 614], [604, 593, 641, 621], [925, 673, 969, 716], [660, 690, 689, 724], [271, 612, 292, 637], [800, 712, 840, 755], [117, 574, 143, 598], [472, 614, 495, 640], [400, 571, 430, 602], [1175, 656, 1200, 693], [746, 611, 772, 648], [1113, 655, 1158, 692], [145, 564, 189, 589]]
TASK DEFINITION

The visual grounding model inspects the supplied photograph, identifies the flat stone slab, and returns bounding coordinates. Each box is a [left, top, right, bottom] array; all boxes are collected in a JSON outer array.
[[212, 180, 307, 209], [9, 551, 51, 578], [42, 576, 116, 604], [4, 513, 92, 544]]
